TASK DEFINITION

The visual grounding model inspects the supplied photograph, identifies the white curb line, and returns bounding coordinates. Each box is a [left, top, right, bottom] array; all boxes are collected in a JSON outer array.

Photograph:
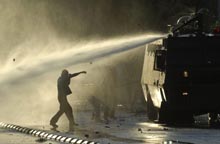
[[0, 122, 99, 144]]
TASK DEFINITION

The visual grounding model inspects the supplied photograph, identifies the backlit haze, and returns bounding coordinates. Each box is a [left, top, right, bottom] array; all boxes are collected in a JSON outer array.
[[0, 0, 165, 126]]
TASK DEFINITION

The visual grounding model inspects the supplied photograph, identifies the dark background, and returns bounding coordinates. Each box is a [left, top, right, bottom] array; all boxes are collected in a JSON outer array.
[[1, 0, 201, 40], [0, 0, 204, 57], [43, 0, 199, 38]]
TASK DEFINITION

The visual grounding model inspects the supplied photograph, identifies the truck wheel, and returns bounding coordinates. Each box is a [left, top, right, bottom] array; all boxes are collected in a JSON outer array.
[[159, 101, 194, 125], [158, 101, 170, 123]]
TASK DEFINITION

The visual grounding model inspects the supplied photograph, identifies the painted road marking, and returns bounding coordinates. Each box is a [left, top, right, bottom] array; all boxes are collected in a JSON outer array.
[[0, 122, 100, 144]]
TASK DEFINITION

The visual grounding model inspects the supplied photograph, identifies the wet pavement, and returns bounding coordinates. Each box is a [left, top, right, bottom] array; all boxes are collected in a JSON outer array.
[[1, 111, 220, 144]]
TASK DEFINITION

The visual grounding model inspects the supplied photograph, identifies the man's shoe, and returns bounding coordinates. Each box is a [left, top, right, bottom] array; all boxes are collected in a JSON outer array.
[[50, 122, 58, 128]]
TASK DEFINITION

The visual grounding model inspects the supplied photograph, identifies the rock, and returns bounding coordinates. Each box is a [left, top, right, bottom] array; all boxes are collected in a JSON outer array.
[[85, 134, 89, 138], [163, 128, 169, 131], [138, 128, 143, 133], [35, 138, 47, 143]]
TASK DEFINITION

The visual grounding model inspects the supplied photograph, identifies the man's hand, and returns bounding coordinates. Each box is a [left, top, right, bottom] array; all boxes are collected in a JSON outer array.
[[81, 71, 87, 74], [70, 71, 86, 78]]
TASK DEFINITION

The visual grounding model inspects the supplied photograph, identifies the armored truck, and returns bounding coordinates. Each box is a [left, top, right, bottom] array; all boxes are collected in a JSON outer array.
[[141, 1, 220, 124]]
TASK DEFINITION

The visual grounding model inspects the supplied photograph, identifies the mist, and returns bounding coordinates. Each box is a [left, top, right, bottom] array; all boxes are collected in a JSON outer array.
[[0, 0, 171, 126], [0, 34, 163, 125]]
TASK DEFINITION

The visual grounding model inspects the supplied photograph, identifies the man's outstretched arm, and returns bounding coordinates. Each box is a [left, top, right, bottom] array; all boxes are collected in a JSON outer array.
[[69, 71, 86, 78]]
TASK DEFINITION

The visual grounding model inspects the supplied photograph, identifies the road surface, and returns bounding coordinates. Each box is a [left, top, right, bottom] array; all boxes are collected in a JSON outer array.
[[1, 110, 220, 144]]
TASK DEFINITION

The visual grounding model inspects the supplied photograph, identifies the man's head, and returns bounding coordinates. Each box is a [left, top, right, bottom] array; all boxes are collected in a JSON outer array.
[[61, 69, 69, 78]]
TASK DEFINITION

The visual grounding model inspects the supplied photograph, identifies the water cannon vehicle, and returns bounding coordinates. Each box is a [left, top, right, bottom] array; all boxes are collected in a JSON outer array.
[[141, 0, 220, 125]]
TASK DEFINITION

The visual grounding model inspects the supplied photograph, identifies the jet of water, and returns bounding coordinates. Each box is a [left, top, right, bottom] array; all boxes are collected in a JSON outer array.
[[0, 34, 165, 85]]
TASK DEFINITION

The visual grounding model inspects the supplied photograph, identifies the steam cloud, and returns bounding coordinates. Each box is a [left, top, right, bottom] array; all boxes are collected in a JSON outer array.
[[0, 1, 166, 126]]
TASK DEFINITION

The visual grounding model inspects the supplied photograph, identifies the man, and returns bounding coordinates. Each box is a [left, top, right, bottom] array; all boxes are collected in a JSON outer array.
[[89, 96, 101, 121], [50, 69, 86, 131]]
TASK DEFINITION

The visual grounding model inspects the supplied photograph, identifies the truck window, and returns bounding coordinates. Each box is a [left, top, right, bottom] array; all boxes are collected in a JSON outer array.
[[154, 50, 166, 71]]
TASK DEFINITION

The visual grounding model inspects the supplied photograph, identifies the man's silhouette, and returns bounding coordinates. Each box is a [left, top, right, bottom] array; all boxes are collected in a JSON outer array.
[[50, 69, 86, 131]]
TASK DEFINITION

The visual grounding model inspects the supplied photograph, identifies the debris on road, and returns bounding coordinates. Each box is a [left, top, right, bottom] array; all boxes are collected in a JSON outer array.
[[35, 138, 47, 143]]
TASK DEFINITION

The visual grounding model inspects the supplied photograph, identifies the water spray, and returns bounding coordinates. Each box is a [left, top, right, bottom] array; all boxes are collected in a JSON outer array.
[[0, 34, 165, 85]]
